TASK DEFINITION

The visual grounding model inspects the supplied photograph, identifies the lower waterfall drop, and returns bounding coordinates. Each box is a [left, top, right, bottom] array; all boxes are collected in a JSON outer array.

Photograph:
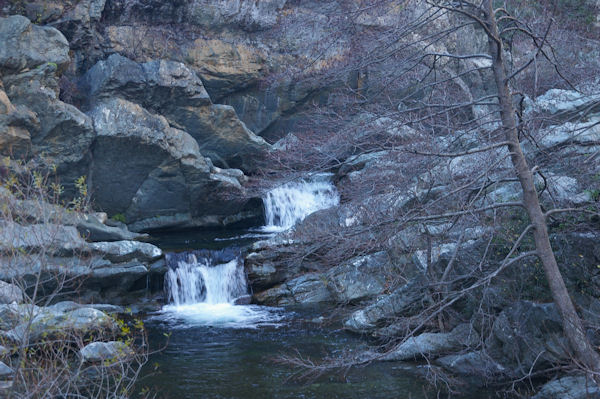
[[161, 250, 282, 328]]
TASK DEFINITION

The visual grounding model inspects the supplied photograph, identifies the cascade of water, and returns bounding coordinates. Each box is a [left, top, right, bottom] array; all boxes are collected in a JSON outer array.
[[164, 250, 247, 306], [262, 176, 340, 231]]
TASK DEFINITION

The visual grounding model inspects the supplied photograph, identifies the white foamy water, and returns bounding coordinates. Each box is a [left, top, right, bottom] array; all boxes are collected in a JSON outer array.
[[262, 176, 340, 232], [161, 252, 283, 328]]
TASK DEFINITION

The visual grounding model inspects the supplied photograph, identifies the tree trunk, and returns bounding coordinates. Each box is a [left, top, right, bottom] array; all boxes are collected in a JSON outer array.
[[483, 0, 600, 376]]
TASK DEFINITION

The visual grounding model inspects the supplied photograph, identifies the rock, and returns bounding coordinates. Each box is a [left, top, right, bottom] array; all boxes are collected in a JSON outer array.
[[526, 89, 600, 120], [0, 361, 12, 379], [344, 276, 430, 332], [0, 221, 87, 256], [81, 54, 211, 109], [3, 64, 95, 196], [436, 350, 507, 380], [485, 301, 568, 375], [88, 98, 258, 230], [325, 252, 390, 303], [0, 346, 8, 357], [0, 281, 23, 304], [381, 324, 479, 361], [76, 217, 148, 242], [81, 54, 269, 170], [80, 341, 133, 363], [2, 307, 116, 343], [183, 38, 267, 99], [531, 375, 600, 399], [89, 241, 162, 263], [0, 15, 70, 74], [233, 294, 252, 305], [53, 0, 106, 47], [0, 84, 33, 157], [48, 301, 124, 315], [254, 273, 331, 305], [534, 117, 600, 153], [103, 0, 287, 32]]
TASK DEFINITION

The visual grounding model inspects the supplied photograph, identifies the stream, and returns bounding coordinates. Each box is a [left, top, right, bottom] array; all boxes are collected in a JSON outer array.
[[140, 177, 495, 399]]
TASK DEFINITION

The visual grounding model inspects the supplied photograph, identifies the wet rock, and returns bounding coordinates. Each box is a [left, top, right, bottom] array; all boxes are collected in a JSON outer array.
[[0, 15, 70, 74], [0, 281, 23, 305], [531, 375, 600, 399], [80, 341, 133, 363], [233, 295, 252, 305], [381, 324, 479, 361], [344, 276, 430, 332]]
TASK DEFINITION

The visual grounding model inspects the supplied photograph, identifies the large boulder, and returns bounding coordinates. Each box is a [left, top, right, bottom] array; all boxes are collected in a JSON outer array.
[[254, 273, 331, 305], [325, 252, 390, 303], [0, 15, 70, 74], [80, 341, 133, 363], [88, 98, 259, 230], [0, 83, 34, 157], [81, 54, 269, 170], [344, 276, 430, 332], [532, 375, 600, 399], [2, 64, 95, 197], [381, 324, 479, 361], [0, 281, 24, 305], [485, 301, 569, 375], [2, 306, 116, 343]]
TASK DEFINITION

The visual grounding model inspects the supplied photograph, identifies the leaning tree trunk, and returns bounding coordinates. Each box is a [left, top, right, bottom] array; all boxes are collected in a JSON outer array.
[[483, 0, 600, 376]]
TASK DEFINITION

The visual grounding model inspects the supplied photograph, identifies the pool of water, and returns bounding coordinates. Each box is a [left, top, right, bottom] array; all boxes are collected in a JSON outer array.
[[138, 305, 496, 399]]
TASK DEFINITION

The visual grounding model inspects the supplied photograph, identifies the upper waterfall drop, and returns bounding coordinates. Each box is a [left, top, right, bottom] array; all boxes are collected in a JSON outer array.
[[262, 175, 340, 232]]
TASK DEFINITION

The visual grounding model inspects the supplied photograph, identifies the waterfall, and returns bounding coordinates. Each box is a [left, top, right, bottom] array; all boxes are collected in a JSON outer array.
[[262, 175, 340, 232], [165, 249, 247, 306], [160, 249, 284, 328]]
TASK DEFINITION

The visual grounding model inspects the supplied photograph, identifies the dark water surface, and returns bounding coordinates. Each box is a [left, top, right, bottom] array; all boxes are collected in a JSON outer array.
[[140, 307, 495, 399]]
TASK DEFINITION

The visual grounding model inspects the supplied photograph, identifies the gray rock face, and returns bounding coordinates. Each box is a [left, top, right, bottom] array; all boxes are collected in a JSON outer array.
[[325, 252, 390, 303], [89, 241, 162, 263], [436, 351, 507, 380], [0, 361, 12, 379], [88, 98, 255, 230], [0, 15, 70, 74], [525, 89, 600, 119], [485, 301, 568, 375], [344, 276, 430, 332], [381, 324, 479, 361], [0, 281, 23, 305], [0, 222, 87, 256], [80, 341, 133, 363], [81, 54, 269, 170], [532, 375, 600, 399], [2, 306, 116, 343], [0, 84, 34, 157], [2, 64, 95, 196], [254, 273, 331, 305]]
